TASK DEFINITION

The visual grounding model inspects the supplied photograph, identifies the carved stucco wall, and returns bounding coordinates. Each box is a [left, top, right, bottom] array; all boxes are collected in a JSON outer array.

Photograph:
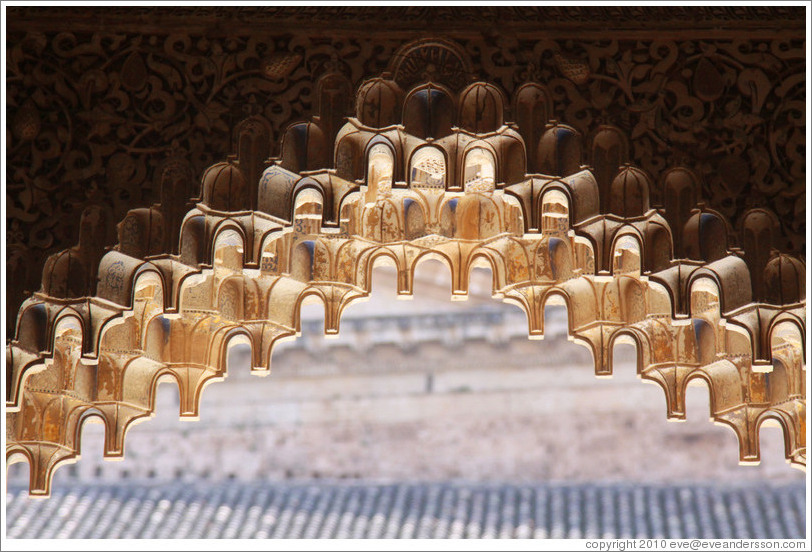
[[5, 7, 806, 338]]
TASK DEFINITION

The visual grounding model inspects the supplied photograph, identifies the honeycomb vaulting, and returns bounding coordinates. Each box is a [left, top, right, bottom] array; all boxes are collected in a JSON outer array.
[[6, 66, 806, 496]]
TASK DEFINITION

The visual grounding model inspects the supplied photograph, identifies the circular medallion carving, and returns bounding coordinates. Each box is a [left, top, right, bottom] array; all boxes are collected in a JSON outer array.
[[389, 38, 473, 92]]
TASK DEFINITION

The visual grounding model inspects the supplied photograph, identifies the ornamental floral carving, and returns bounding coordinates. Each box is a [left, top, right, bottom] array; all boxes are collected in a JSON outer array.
[[6, 50, 806, 495], [6, 26, 805, 344]]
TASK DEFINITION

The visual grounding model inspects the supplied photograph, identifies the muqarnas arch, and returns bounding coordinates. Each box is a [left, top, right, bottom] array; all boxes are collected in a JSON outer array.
[[7, 72, 806, 496]]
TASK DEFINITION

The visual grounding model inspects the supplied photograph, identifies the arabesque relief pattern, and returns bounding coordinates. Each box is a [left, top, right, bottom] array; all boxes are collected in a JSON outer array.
[[6, 24, 806, 340], [6, 55, 807, 497]]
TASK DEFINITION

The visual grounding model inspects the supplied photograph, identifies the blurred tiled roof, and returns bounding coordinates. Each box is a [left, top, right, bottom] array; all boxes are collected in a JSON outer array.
[[5, 481, 805, 539]]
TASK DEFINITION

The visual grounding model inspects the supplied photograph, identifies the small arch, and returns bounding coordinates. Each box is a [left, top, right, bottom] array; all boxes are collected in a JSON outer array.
[[540, 189, 570, 236], [683, 210, 730, 263], [257, 165, 300, 221], [334, 129, 365, 182], [502, 186, 529, 230], [50, 314, 85, 391], [292, 178, 327, 214], [502, 193, 526, 236], [96, 252, 165, 311], [147, 370, 185, 418], [290, 240, 316, 282], [572, 235, 596, 276], [542, 290, 598, 359], [409, 251, 456, 301], [5, 448, 34, 486], [178, 213, 207, 266], [503, 238, 532, 284], [52, 311, 85, 347], [117, 208, 165, 260], [537, 123, 582, 177], [41, 249, 89, 299], [217, 277, 244, 321], [333, 240, 363, 286], [590, 125, 630, 212], [234, 116, 272, 210], [144, 315, 172, 363], [212, 227, 246, 271], [740, 208, 779, 299], [660, 167, 700, 255], [293, 289, 330, 335], [769, 316, 806, 367], [338, 193, 360, 237], [618, 276, 647, 324], [723, 320, 756, 360], [560, 171, 600, 226], [454, 195, 482, 240], [132, 269, 167, 311], [462, 146, 496, 193], [355, 77, 404, 128], [279, 121, 329, 173], [548, 237, 572, 281], [689, 276, 722, 319], [363, 248, 405, 295], [540, 289, 575, 339], [466, 251, 503, 295], [692, 319, 718, 365], [15, 302, 50, 353], [409, 146, 447, 190], [367, 198, 404, 243], [73, 409, 110, 461], [755, 412, 794, 461], [412, 249, 456, 273], [365, 141, 395, 205], [131, 270, 167, 346], [682, 372, 716, 419], [612, 232, 642, 276], [316, 72, 352, 138], [769, 317, 805, 352], [292, 186, 325, 235], [608, 328, 650, 376], [458, 82, 506, 134], [403, 198, 427, 240], [608, 166, 651, 218], [763, 254, 805, 306], [221, 330, 256, 374], [200, 160, 250, 213], [497, 135, 527, 186], [687, 256, 752, 316], [402, 83, 456, 140], [513, 82, 552, 173], [438, 198, 457, 237], [644, 222, 673, 273]]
